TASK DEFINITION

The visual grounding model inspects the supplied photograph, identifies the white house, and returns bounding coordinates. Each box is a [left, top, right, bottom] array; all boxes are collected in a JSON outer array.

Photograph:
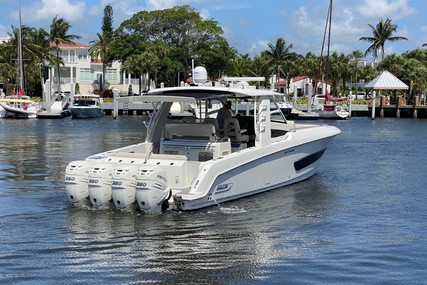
[[271, 75, 330, 97], [48, 42, 139, 94]]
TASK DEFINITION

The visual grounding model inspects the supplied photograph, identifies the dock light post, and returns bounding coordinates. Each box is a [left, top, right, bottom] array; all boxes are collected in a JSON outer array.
[[371, 91, 376, 120]]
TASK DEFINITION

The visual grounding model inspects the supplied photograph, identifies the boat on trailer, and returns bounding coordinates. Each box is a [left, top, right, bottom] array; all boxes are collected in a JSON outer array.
[[65, 86, 341, 212]]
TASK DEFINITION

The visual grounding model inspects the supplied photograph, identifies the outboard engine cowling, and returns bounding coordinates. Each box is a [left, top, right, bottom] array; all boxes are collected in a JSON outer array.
[[111, 164, 139, 211], [88, 164, 115, 208], [135, 166, 170, 213], [65, 160, 92, 207]]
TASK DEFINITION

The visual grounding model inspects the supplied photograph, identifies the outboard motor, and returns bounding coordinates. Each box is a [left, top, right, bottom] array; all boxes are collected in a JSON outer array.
[[111, 164, 139, 211], [88, 164, 115, 209], [65, 160, 91, 207], [135, 166, 170, 213]]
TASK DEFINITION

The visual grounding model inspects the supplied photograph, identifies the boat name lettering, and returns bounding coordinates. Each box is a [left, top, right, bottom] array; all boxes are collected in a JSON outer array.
[[156, 174, 167, 182], [283, 149, 295, 155], [216, 183, 233, 193]]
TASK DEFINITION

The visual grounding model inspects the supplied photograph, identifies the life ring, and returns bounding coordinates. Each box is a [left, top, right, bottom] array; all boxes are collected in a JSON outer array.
[[335, 106, 342, 112]]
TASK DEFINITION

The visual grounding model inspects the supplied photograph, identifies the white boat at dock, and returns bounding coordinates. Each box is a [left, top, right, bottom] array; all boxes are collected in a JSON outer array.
[[65, 86, 341, 212], [70, 94, 103, 118], [0, 95, 40, 119]]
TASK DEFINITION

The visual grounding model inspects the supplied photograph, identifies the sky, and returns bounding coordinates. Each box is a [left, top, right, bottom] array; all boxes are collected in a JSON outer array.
[[0, 0, 426, 61]]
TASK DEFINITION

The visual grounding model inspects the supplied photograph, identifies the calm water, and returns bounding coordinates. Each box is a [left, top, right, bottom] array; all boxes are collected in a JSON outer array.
[[0, 116, 426, 284]]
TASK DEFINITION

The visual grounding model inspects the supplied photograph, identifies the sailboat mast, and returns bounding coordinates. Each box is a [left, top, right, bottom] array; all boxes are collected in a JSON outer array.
[[315, 0, 333, 95], [18, 0, 24, 91]]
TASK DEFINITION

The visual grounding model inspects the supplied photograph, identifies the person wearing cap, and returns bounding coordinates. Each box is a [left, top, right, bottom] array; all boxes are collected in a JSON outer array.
[[217, 100, 232, 130]]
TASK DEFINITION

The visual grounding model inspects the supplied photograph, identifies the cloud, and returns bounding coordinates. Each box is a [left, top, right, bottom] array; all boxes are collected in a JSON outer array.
[[145, 0, 209, 11], [17, 0, 86, 23], [199, 8, 210, 19], [248, 39, 269, 55], [357, 0, 416, 19]]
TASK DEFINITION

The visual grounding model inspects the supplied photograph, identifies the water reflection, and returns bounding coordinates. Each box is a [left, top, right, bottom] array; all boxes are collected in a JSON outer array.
[[64, 179, 332, 283], [0, 117, 146, 192]]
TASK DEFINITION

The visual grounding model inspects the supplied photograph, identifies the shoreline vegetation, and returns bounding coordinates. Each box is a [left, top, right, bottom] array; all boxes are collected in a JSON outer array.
[[0, 5, 423, 103]]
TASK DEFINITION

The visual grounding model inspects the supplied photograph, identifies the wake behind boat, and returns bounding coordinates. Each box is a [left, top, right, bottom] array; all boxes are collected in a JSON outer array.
[[65, 86, 341, 213]]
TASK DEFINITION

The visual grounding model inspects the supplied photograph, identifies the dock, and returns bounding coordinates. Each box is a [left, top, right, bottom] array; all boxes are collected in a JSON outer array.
[[99, 101, 427, 119]]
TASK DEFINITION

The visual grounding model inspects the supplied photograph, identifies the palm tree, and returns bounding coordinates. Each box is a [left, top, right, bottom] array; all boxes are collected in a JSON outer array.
[[123, 54, 147, 95], [359, 18, 407, 61], [89, 32, 110, 92], [48, 15, 80, 92], [233, 54, 253, 77], [265, 37, 294, 90], [299, 52, 319, 96], [348, 50, 364, 86]]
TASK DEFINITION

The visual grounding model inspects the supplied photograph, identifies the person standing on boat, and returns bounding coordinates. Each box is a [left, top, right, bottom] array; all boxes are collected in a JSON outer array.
[[217, 100, 232, 130]]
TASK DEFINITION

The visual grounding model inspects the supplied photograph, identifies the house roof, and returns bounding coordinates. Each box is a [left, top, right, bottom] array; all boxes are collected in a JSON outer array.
[[49, 42, 90, 48], [364, 70, 408, 90], [292, 76, 308, 82]]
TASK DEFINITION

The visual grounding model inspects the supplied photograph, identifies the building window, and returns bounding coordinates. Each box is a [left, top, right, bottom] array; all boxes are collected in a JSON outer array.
[[106, 69, 117, 83], [79, 68, 93, 82], [77, 49, 88, 61], [70, 50, 76, 63], [60, 50, 68, 63]]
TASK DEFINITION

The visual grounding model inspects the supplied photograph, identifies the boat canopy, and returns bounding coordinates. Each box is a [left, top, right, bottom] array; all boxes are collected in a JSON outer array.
[[0, 98, 34, 103], [146, 86, 275, 100]]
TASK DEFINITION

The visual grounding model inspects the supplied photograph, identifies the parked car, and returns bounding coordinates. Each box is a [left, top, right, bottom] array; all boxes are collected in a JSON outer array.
[[355, 92, 366, 100]]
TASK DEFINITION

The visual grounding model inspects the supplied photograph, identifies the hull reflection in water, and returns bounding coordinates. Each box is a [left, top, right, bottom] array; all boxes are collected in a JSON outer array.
[[65, 184, 307, 283]]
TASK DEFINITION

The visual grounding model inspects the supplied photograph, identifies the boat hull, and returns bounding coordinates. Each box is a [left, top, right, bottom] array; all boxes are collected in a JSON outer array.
[[172, 125, 340, 211], [70, 106, 103, 118], [0, 102, 38, 119]]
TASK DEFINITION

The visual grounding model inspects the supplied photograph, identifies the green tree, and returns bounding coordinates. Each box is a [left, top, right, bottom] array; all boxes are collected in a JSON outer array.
[[233, 54, 253, 77], [251, 52, 272, 87], [359, 18, 407, 61], [89, 4, 114, 93], [0, 25, 54, 96], [122, 54, 148, 95], [264, 37, 294, 92], [102, 4, 114, 37], [110, 5, 229, 86], [348, 50, 364, 87], [48, 15, 81, 91], [89, 32, 110, 92], [327, 52, 351, 95], [299, 52, 320, 96]]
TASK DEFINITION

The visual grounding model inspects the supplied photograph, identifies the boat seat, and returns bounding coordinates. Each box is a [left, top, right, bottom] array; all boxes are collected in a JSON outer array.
[[181, 117, 196, 123], [164, 123, 217, 141], [104, 152, 188, 161], [224, 118, 249, 143], [203, 117, 220, 136]]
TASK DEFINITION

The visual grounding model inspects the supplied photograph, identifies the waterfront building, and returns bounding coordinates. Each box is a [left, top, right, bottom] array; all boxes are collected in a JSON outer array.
[[47, 42, 143, 94]]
